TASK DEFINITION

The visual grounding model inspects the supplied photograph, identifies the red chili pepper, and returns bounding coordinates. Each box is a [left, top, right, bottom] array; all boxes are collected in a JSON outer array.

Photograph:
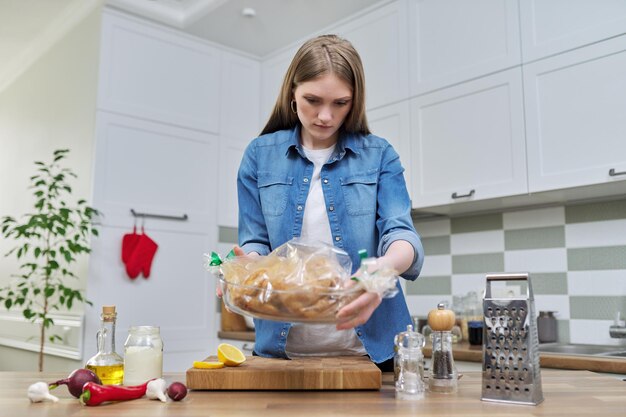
[[79, 381, 150, 406]]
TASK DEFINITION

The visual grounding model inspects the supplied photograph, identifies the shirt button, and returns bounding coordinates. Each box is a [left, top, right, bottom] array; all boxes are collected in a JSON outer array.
[[329, 205, 334, 211], [323, 178, 329, 184], [335, 236, 341, 241], [357, 331, 363, 337], [281, 331, 287, 337], [297, 205, 303, 211], [303, 178, 309, 183]]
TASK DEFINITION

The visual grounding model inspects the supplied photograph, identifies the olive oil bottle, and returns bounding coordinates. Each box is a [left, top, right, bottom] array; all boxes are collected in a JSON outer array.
[[86, 305, 124, 385]]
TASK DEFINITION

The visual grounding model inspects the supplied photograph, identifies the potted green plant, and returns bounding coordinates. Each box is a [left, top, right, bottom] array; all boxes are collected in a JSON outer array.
[[1, 149, 100, 371]]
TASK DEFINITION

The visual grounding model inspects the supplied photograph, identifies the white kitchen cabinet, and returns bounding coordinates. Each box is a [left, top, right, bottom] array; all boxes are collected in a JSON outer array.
[[88, 111, 219, 371], [220, 51, 261, 142], [260, 47, 298, 126], [98, 9, 221, 134], [218, 52, 261, 229], [409, 68, 527, 209], [408, 0, 521, 96], [524, 35, 626, 193], [84, 9, 246, 372], [217, 136, 248, 228], [91, 112, 218, 233], [335, 0, 410, 110], [367, 102, 412, 200], [519, 0, 626, 62]]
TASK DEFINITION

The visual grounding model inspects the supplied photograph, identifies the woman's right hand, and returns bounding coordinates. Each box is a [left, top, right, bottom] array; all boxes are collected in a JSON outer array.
[[215, 245, 259, 298]]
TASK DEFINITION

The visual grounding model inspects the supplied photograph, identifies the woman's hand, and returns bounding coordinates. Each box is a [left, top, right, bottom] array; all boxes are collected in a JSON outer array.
[[335, 291, 382, 330], [215, 246, 258, 298], [334, 242, 414, 330], [334, 257, 390, 330]]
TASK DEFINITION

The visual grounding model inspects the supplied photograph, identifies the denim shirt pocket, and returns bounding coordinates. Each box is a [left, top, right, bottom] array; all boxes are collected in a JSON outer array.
[[258, 172, 293, 216], [340, 169, 378, 216]]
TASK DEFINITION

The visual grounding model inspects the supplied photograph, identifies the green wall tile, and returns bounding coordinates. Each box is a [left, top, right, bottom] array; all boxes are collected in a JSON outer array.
[[529, 273, 568, 295], [504, 226, 565, 251], [452, 253, 504, 274], [219, 226, 238, 244], [570, 296, 626, 320], [422, 236, 451, 256], [565, 198, 626, 223], [556, 319, 570, 344], [451, 213, 503, 234], [567, 246, 626, 270], [406, 276, 451, 295], [507, 280, 528, 295]]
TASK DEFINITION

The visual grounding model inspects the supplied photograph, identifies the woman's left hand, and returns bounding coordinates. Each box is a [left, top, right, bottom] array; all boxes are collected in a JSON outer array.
[[334, 256, 394, 330], [335, 291, 382, 330]]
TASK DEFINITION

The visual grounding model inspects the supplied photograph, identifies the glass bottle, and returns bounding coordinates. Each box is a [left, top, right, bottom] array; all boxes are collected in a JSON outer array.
[[394, 324, 426, 399], [464, 291, 482, 340], [123, 326, 163, 386], [421, 323, 433, 341], [428, 303, 458, 393], [86, 305, 124, 385]]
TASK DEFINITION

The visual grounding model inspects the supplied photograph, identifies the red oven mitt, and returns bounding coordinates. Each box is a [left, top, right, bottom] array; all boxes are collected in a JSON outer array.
[[125, 232, 158, 279], [121, 226, 140, 265]]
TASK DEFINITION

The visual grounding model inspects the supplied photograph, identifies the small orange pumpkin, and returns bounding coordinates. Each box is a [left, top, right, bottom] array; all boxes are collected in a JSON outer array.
[[427, 303, 456, 331]]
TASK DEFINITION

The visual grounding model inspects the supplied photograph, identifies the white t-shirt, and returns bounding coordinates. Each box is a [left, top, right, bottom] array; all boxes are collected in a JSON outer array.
[[285, 144, 367, 357]]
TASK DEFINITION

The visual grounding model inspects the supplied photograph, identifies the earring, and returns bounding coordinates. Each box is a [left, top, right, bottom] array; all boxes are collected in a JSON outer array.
[[290, 100, 297, 114]]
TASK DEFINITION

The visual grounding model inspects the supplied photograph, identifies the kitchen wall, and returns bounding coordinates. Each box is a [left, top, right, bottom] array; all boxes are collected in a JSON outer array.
[[407, 198, 626, 346], [0, 6, 102, 371]]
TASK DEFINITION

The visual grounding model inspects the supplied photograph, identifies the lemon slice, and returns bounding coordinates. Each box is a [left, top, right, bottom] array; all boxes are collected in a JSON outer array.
[[193, 361, 225, 369], [217, 343, 246, 366]]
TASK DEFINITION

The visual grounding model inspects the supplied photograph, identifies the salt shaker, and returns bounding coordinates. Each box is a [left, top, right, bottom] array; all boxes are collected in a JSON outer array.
[[394, 324, 426, 399], [428, 303, 458, 393]]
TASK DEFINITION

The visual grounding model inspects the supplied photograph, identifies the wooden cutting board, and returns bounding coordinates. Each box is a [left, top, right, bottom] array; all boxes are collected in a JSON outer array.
[[186, 355, 382, 390]]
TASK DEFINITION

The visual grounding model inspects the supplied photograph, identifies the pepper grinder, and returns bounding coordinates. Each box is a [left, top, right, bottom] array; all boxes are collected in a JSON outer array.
[[428, 303, 458, 393]]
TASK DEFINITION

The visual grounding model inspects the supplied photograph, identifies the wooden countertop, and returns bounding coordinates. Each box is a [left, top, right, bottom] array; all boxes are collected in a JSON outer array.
[[2, 369, 625, 416], [423, 342, 626, 374]]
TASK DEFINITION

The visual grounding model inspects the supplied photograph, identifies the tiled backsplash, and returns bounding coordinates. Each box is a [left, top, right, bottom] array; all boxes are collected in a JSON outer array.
[[216, 200, 626, 345], [409, 198, 626, 346]]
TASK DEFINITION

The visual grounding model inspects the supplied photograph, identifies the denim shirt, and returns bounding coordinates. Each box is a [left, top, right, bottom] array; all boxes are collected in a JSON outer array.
[[237, 125, 424, 363]]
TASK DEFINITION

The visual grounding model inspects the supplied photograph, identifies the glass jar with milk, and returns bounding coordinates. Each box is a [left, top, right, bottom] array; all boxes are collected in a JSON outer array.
[[123, 326, 163, 386]]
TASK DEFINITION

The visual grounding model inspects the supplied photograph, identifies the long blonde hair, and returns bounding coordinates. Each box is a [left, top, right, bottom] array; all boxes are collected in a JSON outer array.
[[260, 34, 370, 136]]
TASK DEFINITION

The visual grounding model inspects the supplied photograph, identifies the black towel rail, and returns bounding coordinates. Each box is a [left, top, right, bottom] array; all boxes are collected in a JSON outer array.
[[130, 208, 188, 221]]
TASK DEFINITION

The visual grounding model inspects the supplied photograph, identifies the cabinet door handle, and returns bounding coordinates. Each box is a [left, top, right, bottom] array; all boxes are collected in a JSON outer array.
[[451, 189, 475, 199], [609, 168, 626, 177]]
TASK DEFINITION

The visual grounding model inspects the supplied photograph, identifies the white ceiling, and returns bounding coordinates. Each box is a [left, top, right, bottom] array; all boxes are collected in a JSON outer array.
[[109, 0, 384, 56], [0, 0, 382, 91], [182, 0, 384, 56]]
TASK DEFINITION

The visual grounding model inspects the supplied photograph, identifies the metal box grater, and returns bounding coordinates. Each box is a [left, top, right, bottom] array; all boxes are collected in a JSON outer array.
[[481, 273, 544, 405]]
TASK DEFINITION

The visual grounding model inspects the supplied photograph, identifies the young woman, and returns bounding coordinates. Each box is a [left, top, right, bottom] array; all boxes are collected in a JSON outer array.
[[234, 34, 423, 370]]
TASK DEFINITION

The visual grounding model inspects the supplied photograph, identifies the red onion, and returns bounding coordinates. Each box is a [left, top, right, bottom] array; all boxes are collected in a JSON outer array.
[[167, 382, 187, 401], [49, 368, 102, 398]]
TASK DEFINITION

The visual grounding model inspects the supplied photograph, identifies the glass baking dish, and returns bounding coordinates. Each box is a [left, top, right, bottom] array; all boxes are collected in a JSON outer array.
[[219, 276, 363, 323]]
